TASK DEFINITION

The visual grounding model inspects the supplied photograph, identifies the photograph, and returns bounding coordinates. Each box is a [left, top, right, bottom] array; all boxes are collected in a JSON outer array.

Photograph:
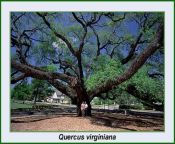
[[1, 1, 174, 143], [10, 11, 165, 132]]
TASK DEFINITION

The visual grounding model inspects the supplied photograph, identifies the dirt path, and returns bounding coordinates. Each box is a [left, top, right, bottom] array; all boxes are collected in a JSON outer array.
[[12, 116, 122, 131], [11, 113, 164, 131]]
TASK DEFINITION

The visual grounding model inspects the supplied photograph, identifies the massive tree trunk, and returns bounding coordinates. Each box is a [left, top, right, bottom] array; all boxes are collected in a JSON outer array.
[[74, 85, 91, 116], [86, 99, 92, 116], [76, 101, 82, 116], [70, 91, 91, 116], [83, 93, 92, 116], [76, 97, 91, 116]]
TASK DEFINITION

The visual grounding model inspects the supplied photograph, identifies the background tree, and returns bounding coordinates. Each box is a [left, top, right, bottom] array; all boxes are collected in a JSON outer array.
[[12, 82, 32, 103], [31, 79, 54, 105], [11, 12, 164, 116]]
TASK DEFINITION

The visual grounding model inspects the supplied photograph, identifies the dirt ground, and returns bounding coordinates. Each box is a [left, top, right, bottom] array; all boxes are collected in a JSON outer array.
[[11, 112, 164, 131]]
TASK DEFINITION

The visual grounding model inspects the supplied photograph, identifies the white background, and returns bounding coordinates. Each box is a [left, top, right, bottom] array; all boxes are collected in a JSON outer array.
[[1, 1, 174, 143]]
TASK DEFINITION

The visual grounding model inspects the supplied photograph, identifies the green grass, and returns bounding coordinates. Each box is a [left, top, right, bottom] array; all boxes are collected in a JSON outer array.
[[10, 100, 58, 109], [11, 100, 33, 109]]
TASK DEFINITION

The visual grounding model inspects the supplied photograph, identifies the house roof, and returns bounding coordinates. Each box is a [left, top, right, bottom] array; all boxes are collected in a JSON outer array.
[[50, 90, 65, 99], [55, 89, 64, 96]]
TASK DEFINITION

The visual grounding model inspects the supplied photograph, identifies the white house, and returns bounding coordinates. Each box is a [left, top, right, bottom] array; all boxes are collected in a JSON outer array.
[[46, 90, 70, 104]]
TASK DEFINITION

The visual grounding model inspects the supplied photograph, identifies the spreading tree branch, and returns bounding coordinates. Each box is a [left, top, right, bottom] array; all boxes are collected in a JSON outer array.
[[89, 24, 163, 97], [11, 60, 73, 84], [122, 14, 160, 64], [37, 12, 76, 56]]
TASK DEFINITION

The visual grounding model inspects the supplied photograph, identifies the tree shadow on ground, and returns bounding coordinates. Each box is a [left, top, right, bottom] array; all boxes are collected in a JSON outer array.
[[11, 107, 77, 123], [11, 108, 164, 131], [89, 113, 164, 131], [11, 113, 77, 123]]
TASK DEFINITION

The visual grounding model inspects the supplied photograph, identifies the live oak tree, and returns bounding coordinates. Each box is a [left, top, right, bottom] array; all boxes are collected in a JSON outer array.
[[11, 12, 164, 116]]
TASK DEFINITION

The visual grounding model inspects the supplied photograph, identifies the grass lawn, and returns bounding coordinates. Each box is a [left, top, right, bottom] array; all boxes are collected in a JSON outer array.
[[11, 100, 33, 109], [11, 100, 57, 109]]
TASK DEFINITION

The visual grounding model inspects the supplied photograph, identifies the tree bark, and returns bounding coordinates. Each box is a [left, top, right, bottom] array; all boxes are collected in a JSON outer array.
[[76, 95, 91, 116], [76, 92, 83, 116], [74, 84, 91, 116]]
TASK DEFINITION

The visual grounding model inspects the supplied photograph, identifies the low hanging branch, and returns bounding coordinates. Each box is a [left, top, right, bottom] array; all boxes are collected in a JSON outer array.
[[126, 84, 163, 110], [11, 74, 27, 84], [11, 61, 77, 99], [11, 60, 74, 84]]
